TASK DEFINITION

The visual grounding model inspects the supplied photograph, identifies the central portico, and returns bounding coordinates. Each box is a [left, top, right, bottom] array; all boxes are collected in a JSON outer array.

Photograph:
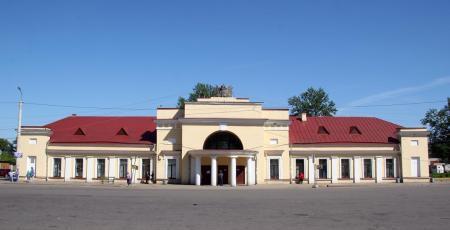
[[155, 96, 290, 186]]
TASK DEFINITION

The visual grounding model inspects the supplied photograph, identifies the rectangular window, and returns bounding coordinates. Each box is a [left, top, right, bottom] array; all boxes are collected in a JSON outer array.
[[97, 159, 105, 178], [364, 159, 372, 178], [319, 159, 328, 179], [28, 138, 37, 145], [167, 159, 177, 179], [410, 140, 419, 146], [341, 159, 350, 179], [119, 159, 128, 178], [269, 138, 278, 145], [75, 158, 83, 178], [295, 159, 305, 178], [270, 159, 279, 180], [142, 159, 150, 178], [386, 159, 395, 178], [53, 158, 61, 177]]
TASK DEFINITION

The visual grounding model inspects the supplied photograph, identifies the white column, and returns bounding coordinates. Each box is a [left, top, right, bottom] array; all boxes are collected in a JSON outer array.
[[108, 157, 116, 178], [150, 157, 154, 183], [131, 157, 138, 184], [64, 157, 71, 182], [247, 157, 255, 185], [230, 156, 237, 187], [376, 156, 383, 183], [86, 157, 93, 182], [331, 156, 338, 183], [211, 155, 217, 186], [195, 156, 201, 186], [190, 156, 195, 184], [353, 156, 361, 183], [393, 157, 397, 178], [308, 155, 315, 184]]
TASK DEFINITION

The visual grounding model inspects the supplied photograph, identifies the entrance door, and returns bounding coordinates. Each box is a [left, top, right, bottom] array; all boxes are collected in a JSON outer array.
[[142, 159, 150, 179], [411, 157, 420, 177], [236, 166, 246, 185], [201, 166, 211, 185], [218, 165, 228, 185], [319, 159, 327, 179], [296, 159, 305, 178]]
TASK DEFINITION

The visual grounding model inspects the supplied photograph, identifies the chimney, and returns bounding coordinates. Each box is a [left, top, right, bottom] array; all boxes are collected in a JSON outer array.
[[72, 114, 77, 116], [301, 113, 307, 122]]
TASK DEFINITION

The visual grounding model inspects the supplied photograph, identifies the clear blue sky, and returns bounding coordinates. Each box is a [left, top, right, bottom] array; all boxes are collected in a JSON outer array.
[[1, 0, 449, 141]]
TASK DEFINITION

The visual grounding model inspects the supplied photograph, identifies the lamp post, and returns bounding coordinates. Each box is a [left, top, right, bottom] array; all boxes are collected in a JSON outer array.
[[16, 87, 23, 150]]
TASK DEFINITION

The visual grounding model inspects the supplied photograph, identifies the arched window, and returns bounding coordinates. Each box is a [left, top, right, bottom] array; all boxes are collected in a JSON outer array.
[[203, 131, 243, 150]]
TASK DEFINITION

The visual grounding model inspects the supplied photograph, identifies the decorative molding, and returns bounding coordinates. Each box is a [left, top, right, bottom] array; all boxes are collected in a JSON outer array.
[[264, 150, 284, 156], [179, 118, 268, 126], [47, 149, 156, 156], [290, 150, 400, 156]]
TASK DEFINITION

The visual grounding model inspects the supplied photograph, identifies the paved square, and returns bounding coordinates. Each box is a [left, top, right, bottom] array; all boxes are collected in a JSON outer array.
[[0, 183, 449, 230]]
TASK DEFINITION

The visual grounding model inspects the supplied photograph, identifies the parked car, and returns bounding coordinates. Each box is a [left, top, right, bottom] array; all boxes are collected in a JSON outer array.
[[0, 168, 11, 177]]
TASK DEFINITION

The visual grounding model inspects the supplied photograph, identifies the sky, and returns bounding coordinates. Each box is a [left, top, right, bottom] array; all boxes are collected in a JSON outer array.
[[1, 0, 449, 142]]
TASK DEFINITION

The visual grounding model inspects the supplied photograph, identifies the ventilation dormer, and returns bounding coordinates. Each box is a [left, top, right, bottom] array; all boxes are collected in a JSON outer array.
[[318, 126, 329, 134], [116, 128, 128, 136], [74, 128, 86, 136], [350, 126, 361, 134]]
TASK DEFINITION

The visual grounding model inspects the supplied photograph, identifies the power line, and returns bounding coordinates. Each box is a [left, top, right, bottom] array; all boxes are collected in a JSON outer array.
[[19, 99, 448, 111], [0, 128, 15, 131], [346, 100, 446, 108], [24, 102, 156, 111]]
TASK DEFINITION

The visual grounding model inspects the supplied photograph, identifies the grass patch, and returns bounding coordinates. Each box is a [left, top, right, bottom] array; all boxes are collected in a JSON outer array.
[[431, 172, 450, 178]]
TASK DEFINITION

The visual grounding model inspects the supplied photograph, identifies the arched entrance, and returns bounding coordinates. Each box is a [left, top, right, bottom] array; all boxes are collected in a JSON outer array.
[[200, 131, 246, 185], [203, 131, 243, 150]]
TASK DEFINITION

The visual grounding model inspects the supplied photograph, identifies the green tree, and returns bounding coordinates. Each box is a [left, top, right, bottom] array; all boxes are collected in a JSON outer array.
[[177, 83, 222, 108], [0, 138, 15, 163], [288, 87, 337, 116], [421, 101, 450, 162]]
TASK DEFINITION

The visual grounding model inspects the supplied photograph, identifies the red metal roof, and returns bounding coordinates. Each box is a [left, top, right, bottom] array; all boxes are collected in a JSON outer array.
[[45, 116, 156, 145], [43, 115, 401, 145], [289, 116, 402, 145]]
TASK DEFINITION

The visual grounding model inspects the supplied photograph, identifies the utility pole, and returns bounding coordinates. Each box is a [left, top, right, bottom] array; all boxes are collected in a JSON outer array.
[[16, 87, 23, 150]]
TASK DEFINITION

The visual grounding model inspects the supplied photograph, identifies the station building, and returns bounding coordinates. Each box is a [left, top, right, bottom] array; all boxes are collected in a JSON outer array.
[[16, 96, 430, 186]]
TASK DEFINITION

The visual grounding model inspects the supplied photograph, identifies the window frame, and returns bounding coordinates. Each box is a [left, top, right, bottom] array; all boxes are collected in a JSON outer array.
[[165, 156, 180, 181], [363, 158, 373, 179], [385, 158, 395, 178], [53, 158, 62, 178], [318, 158, 328, 179], [74, 158, 84, 178], [340, 158, 351, 179], [267, 156, 282, 180], [97, 159, 106, 178], [410, 140, 419, 146], [119, 159, 128, 179]]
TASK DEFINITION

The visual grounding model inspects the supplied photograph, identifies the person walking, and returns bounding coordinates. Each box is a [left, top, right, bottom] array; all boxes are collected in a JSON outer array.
[[126, 172, 132, 186], [15, 168, 19, 183], [26, 170, 30, 183], [30, 167, 34, 182], [145, 171, 150, 184], [218, 170, 224, 186], [8, 171, 14, 182]]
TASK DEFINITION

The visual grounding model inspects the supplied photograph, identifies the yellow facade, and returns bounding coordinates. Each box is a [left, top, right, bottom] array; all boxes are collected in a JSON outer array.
[[16, 96, 430, 185]]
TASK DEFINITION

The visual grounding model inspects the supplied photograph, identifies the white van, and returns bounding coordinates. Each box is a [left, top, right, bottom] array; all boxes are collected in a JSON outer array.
[[431, 165, 445, 174], [445, 164, 450, 173]]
